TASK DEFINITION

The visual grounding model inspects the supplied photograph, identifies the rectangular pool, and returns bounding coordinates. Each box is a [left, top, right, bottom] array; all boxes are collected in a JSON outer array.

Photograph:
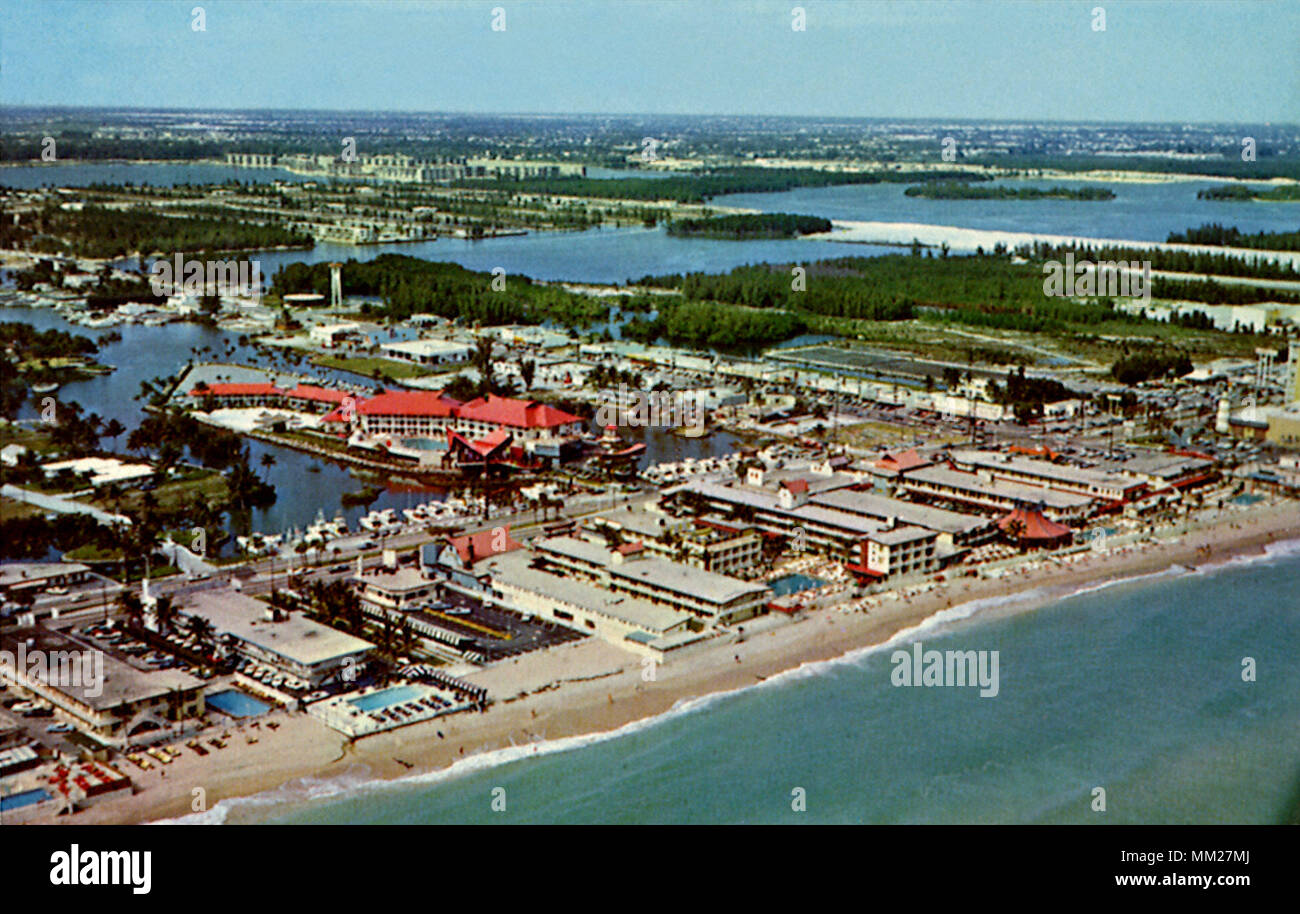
[[205, 689, 272, 718], [349, 685, 424, 713], [1, 788, 53, 811], [769, 573, 827, 596]]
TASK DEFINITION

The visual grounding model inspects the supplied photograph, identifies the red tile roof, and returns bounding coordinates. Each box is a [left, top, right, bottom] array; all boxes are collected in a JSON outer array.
[[190, 382, 280, 397], [781, 478, 810, 494], [997, 506, 1072, 541], [876, 448, 930, 472], [456, 394, 582, 429], [356, 390, 462, 418], [285, 384, 350, 404]]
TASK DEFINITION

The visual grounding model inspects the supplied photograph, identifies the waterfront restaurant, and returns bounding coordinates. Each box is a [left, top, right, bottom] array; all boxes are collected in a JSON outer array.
[[335, 389, 585, 449]]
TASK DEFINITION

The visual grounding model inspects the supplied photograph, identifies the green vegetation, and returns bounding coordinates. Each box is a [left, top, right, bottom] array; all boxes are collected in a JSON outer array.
[[311, 354, 431, 382], [624, 302, 808, 352], [968, 154, 1300, 183], [272, 254, 607, 328], [904, 182, 1115, 200], [666, 213, 831, 239], [1112, 349, 1194, 385], [126, 410, 275, 510], [1196, 184, 1300, 202], [456, 166, 986, 205], [1150, 276, 1300, 305], [1165, 222, 1300, 251], [0, 322, 104, 418], [2, 204, 313, 259], [986, 366, 1078, 423], [1019, 241, 1300, 281]]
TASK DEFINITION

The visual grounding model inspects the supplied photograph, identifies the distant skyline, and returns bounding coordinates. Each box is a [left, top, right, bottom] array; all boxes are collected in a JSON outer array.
[[2, 0, 1297, 124]]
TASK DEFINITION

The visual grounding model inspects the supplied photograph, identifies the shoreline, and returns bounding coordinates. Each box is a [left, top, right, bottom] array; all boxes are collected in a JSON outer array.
[[37, 500, 1300, 826], [806, 220, 1300, 266]]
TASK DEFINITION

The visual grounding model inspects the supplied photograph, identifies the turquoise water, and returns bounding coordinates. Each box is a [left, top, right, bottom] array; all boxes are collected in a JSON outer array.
[[769, 573, 827, 596], [0, 787, 53, 811], [208, 543, 1300, 825], [350, 685, 424, 712], [1231, 494, 1265, 506], [205, 689, 272, 718]]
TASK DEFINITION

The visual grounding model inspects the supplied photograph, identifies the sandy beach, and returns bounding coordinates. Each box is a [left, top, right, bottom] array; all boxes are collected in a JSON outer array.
[[806, 220, 1300, 268], [39, 500, 1300, 826]]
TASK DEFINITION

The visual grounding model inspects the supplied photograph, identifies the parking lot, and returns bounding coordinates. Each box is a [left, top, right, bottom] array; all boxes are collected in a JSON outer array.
[[422, 586, 585, 662]]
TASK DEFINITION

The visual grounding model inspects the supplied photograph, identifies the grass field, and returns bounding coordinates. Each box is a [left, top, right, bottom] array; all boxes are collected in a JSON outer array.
[[311, 354, 430, 380]]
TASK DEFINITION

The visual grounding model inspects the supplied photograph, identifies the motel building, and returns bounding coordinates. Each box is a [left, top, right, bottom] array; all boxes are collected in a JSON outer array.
[[0, 627, 205, 747], [331, 390, 585, 456], [943, 449, 1147, 504], [482, 548, 707, 661], [188, 382, 351, 415], [672, 476, 946, 582], [183, 590, 374, 688], [530, 536, 770, 625], [899, 464, 1095, 523]]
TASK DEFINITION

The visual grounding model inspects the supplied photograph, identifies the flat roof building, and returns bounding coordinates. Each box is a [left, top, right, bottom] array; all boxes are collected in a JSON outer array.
[[0, 626, 204, 747], [532, 537, 769, 625], [183, 590, 374, 688]]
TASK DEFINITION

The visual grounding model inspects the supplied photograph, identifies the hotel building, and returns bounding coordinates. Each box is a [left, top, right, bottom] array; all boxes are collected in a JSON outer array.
[[531, 537, 770, 625], [183, 590, 374, 688], [0, 627, 205, 747]]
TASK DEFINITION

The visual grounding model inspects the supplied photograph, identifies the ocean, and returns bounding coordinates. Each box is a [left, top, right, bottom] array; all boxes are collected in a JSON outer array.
[[186, 538, 1300, 825]]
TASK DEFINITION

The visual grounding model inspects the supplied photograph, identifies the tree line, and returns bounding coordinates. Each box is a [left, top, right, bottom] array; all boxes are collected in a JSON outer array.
[[272, 254, 607, 328], [666, 213, 831, 239]]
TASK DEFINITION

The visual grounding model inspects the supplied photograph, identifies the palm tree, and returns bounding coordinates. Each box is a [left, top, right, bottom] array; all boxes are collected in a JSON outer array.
[[259, 452, 276, 480], [187, 614, 215, 651], [1004, 518, 1026, 544], [117, 590, 144, 628], [154, 595, 177, 634]]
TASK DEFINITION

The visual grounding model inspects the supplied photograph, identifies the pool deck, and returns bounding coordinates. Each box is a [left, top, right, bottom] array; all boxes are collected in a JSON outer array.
[[309, 682, 474, 738]]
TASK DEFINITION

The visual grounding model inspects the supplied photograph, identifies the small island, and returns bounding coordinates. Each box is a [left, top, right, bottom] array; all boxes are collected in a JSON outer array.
[[1197, 184, 1300, 202], [665, 212, 833, 240], [904, 182, 1116, 201]]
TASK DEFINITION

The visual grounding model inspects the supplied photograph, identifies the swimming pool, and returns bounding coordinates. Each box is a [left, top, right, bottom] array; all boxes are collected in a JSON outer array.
[[349, 685, 424, 712], [1, 787, 52, 811], [205, 689, 272, 718], [769, 573, 827, 596], [1231, 494, 1265, 506]]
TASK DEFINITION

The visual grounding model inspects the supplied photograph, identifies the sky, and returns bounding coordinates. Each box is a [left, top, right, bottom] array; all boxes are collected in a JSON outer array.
[[1, 0, 1296, 123]]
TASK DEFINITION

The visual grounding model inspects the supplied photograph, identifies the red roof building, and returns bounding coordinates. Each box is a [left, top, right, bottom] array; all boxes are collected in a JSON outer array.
[[875, 448, 930, 475], [189, 381, 353, 415], [445, 527, 522, 566], [456, 394, 584, 436], [997, 505, 1073, 548]]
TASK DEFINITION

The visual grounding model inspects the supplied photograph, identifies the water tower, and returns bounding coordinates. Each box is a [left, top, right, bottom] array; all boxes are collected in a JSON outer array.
[[329, 262, 343, 309]]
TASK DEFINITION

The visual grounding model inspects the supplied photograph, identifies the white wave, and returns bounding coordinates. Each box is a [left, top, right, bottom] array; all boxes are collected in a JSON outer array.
[[153, 539, 1300, 823], [152, 768, 379, 825]]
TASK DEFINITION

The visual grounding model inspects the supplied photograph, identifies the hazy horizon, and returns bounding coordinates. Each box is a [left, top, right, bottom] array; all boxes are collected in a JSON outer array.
[[2, 0, 1296, 123]]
